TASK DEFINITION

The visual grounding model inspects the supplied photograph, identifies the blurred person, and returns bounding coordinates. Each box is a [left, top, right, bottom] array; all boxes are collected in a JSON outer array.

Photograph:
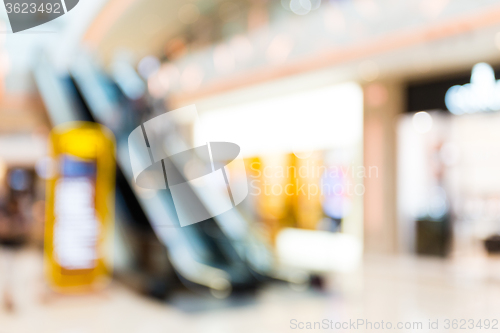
[[0, 169, 33, 311]]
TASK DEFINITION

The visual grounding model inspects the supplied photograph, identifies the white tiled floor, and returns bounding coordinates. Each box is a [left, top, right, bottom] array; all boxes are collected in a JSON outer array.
[[2, 249, 500, 332]]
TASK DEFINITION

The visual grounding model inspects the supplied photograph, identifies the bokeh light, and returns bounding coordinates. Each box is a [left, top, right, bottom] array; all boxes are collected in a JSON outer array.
[[412, 111, 433, 134]]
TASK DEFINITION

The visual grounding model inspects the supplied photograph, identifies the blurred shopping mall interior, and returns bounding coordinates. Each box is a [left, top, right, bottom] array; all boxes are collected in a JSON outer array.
[[2, 0, 500, 332]]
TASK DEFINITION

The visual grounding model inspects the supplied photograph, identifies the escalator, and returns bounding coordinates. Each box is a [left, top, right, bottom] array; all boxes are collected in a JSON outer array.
[[34, 53, 300, 298]]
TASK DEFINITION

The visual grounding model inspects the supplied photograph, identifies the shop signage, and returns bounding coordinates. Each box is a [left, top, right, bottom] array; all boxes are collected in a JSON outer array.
[[445, 63, 500, 115]]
